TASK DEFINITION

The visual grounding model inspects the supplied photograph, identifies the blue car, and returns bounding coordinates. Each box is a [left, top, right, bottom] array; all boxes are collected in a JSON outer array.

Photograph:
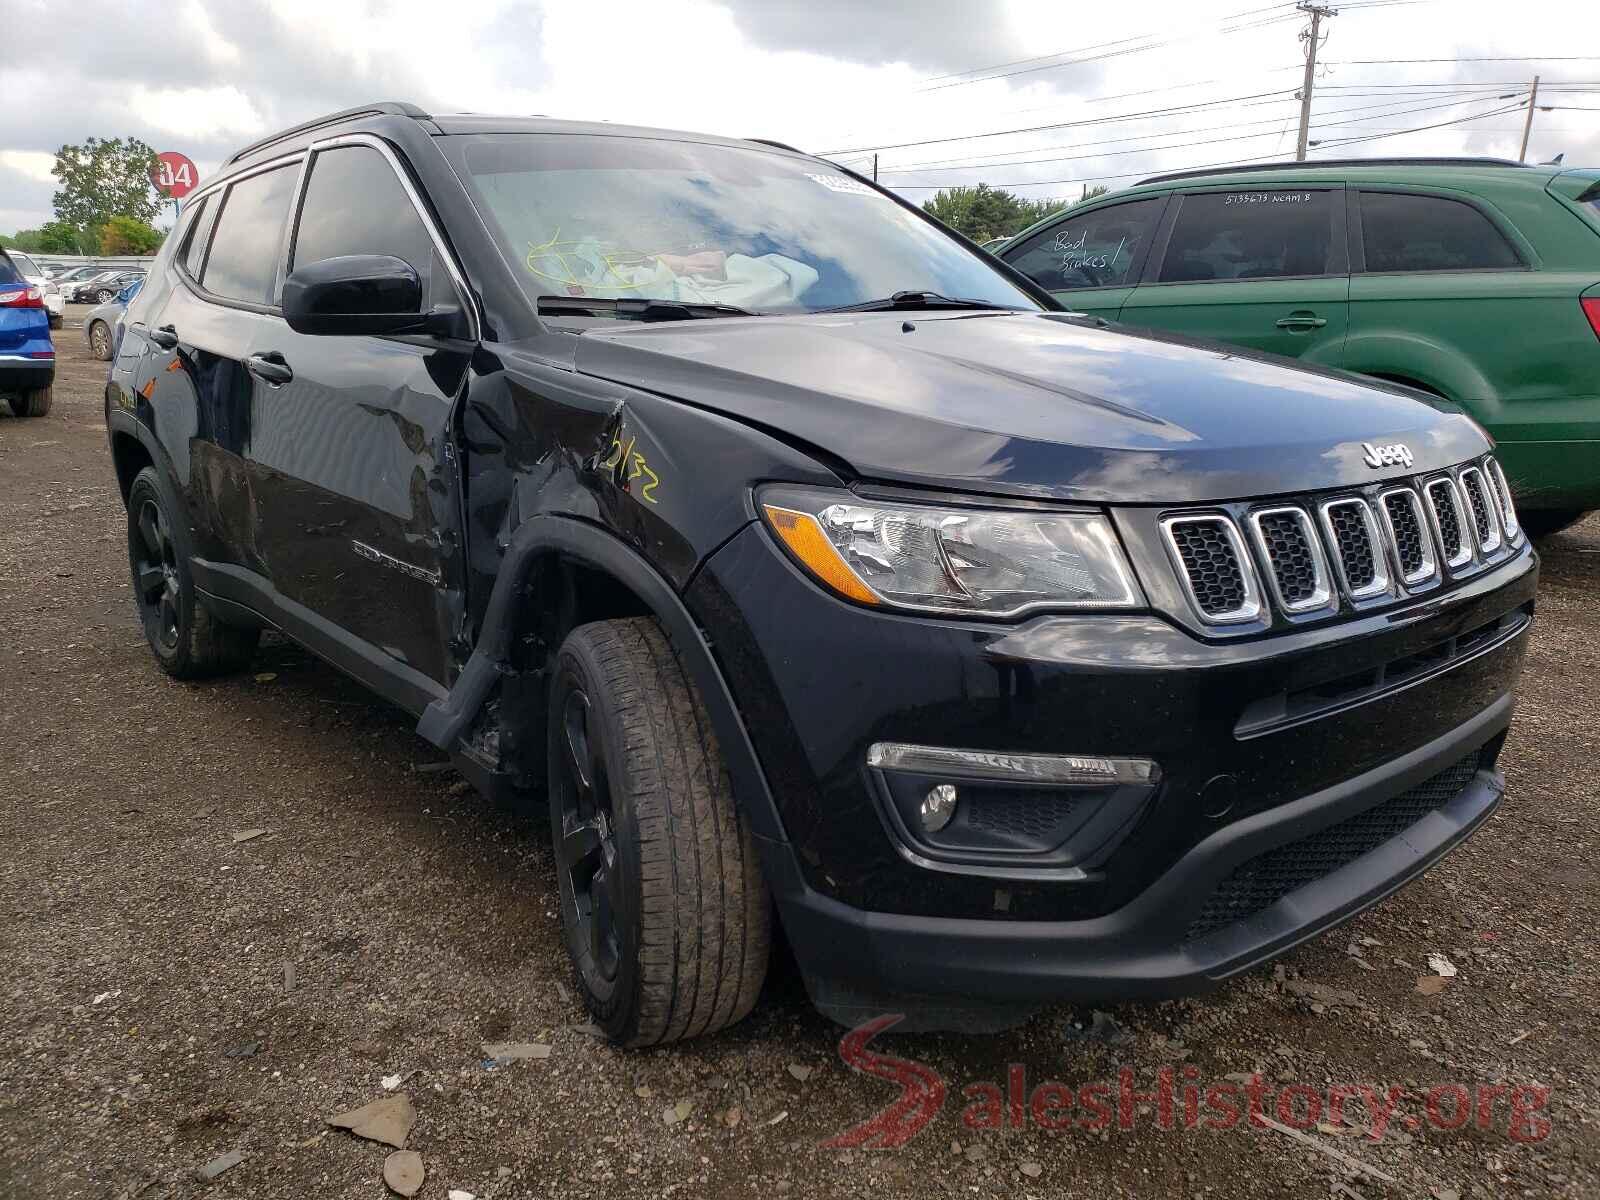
[[0, 248, 54, 416]]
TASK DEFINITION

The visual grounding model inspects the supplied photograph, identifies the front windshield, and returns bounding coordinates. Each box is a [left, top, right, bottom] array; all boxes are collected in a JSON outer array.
[[450, 133, 1040, 315]]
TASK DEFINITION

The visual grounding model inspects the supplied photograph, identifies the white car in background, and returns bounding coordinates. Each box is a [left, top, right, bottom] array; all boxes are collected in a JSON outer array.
[[6, 250, 65, 329]]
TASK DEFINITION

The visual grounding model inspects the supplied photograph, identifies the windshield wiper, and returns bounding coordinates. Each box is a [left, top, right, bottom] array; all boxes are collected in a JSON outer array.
[[818, 290, 1023, 314], [537, 295, 762, 322]]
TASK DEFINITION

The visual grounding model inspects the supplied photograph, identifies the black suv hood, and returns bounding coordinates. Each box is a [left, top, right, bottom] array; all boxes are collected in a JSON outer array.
[[572, 310, 1487, 504]]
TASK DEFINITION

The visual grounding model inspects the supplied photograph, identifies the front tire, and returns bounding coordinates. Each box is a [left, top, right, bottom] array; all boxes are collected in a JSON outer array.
[[10, 387, 51, 417], [95, 288, 114, 304], [126, 467, 259, 678], [549, 617, 770, 1046]]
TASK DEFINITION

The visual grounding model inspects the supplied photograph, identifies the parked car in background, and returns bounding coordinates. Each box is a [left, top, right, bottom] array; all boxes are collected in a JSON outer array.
[[84, 277, 143, 361], [68, 269, 145, 305], [5, 249, 66, 328], [999, 158, 1600, 536], [51, 264, 111, 292], [0, 248, 54, 416]]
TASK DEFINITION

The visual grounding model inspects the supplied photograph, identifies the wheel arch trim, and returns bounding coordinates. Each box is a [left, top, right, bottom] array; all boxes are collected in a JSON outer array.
[[416, 514, 789, 843]]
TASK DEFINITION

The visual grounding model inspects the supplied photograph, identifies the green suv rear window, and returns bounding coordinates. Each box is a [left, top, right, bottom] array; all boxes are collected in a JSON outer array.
[[1359, 192, 1519, 272]]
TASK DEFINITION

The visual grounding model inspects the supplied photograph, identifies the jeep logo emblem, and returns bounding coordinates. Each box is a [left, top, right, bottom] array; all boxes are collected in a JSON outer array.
[[1361, 441, 1414, 469]]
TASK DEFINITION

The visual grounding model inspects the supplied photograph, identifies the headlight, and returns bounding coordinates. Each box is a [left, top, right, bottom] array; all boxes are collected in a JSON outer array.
[[759, 486, 1141, 617]]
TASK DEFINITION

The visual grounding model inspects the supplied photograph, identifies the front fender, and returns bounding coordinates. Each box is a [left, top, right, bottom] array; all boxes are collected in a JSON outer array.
[[416, 513, 788, 843]]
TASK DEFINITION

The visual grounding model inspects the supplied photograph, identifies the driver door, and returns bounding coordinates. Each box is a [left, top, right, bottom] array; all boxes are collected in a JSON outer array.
[[999, 196, 1169, 318]]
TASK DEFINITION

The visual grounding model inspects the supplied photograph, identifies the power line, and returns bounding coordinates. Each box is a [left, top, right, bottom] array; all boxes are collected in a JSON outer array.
[[917, 4, 1302, 93], [884, 100, 1529, 190], [875, 91, 1522, 175], [818, 88, 1300, 156], [1324, 56, 1600, 64]]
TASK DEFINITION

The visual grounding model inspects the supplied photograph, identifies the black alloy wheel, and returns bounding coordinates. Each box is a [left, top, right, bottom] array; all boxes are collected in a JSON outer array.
[[555, 683, 624, 991], [130, 494, 181, 653]]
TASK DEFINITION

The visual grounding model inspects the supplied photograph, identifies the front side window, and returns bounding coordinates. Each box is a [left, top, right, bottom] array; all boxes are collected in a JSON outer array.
[[448, 134, 1039, 314], [291, 145, 436, 304], [1001, 199, 1163, 291], [1159, 190, 1337, 283], [202, 163, 298, 304], [1359, 191, 1520, 272]]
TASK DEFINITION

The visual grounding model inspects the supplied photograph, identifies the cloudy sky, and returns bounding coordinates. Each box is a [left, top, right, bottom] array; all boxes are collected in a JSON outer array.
[[1, 0, 1595, 235]]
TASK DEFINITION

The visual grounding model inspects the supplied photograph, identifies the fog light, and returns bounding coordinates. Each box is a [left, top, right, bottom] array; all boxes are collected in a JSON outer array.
[[920, 783, 958, 832]]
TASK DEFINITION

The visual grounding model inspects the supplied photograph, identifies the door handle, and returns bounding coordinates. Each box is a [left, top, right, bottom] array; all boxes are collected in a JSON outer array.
[[245, 352, 294, 387], [148, 325, 179, 350], [1275, 313, 1328, 330]]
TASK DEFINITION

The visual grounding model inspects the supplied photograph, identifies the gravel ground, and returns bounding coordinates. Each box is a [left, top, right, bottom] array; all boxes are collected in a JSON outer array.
[[3, 313, 1598, 1199]]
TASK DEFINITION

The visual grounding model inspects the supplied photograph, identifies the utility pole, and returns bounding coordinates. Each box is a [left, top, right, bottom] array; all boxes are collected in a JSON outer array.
[[1294, 3, 1337, 161], [873, 153, 878, 182], [1518, 75, 1541, 162]]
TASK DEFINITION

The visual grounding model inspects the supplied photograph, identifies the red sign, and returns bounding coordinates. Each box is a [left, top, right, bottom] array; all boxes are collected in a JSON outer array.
[[151, 151, 199, 199]]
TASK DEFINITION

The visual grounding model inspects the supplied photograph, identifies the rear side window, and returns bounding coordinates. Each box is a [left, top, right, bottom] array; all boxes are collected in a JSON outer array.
[[1002, 199, 1162, 291], [10, 252, 41, 276], [1160, 190, 1338, 282], [1359, 191, 1520, 272], [0, 253, 21, 286], [291, 145, 436, 303], [180, 195, 217, 278], [202, 163, 298, 304]]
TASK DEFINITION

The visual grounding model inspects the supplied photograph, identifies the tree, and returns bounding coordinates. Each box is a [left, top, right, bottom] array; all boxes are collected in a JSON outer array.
[[100, 215, 164, 255], [51, 136, 162, 234], [35, 220, 88, 254], [1080, 184, 1111, 202], [920, 184, 1068, 242]]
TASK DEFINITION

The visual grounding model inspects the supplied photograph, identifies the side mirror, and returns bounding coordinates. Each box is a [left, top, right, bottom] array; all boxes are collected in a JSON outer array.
[[283, 254, 430, 336]]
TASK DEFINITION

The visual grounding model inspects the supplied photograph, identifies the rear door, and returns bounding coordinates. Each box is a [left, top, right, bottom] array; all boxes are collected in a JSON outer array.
[[998, 196, 1168, 318], [141, 161, 301, 576], [1119, 185, 1349, 365], [245, 136, 471, 686]]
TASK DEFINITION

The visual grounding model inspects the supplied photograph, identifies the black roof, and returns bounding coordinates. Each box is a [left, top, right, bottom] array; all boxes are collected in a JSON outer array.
[[1136, 156, 1529, 185]]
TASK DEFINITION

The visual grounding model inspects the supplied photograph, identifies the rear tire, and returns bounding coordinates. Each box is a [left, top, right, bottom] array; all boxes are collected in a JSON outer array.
[[549, 616, 770, 1046], [89, 320, 112, 361], [95, 288, 114, 304], [126, 467, 259, 679], [10, 387, 52, 417], [1521, 509, 1588, 539]]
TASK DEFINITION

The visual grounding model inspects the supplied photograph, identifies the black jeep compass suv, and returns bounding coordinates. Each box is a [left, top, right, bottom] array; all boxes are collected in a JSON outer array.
[[106, 102, 1535, 1042]]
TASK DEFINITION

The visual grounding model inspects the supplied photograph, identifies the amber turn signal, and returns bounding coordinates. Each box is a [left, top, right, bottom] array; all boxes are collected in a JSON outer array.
[[761, 504, 881, 606]]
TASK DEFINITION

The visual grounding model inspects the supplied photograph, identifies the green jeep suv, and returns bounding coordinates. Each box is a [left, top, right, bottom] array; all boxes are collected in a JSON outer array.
[[999, 158, 1600, 535]]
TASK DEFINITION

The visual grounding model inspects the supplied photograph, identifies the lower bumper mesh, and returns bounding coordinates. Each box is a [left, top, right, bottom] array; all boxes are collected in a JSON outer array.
[[1184, 748, 1487, 942]]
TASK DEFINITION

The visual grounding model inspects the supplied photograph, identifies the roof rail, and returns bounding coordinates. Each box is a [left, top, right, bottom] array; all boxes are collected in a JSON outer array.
[[1136, 156, 1527, 186], [224, 101, 432, 167], [746, 138, 804, 154]]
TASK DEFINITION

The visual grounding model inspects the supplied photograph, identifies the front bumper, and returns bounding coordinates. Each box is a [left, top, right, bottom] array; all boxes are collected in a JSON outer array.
[[766, 697, 1506, 1012], [689, 520, 1535, 1010]]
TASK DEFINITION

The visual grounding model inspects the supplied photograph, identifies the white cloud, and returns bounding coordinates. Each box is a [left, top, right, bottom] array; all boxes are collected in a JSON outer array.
[[0, 151, 56, 185], [129, 85, 267, 142]]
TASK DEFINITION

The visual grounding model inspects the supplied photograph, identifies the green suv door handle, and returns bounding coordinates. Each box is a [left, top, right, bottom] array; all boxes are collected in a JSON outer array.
[[1275, 312, 1328, 330]]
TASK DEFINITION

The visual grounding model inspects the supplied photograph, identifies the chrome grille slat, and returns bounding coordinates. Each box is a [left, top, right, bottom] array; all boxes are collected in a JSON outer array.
[[1378, 487, 1438, 588], [1423, 477, 1472, 569], [1486, 457, 1520, 542], [1319, 498, 1390, 600], [1161, 516, 1262, 624], [1248, 507, 1332, 613], [1458, 466, 1503, 554]]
